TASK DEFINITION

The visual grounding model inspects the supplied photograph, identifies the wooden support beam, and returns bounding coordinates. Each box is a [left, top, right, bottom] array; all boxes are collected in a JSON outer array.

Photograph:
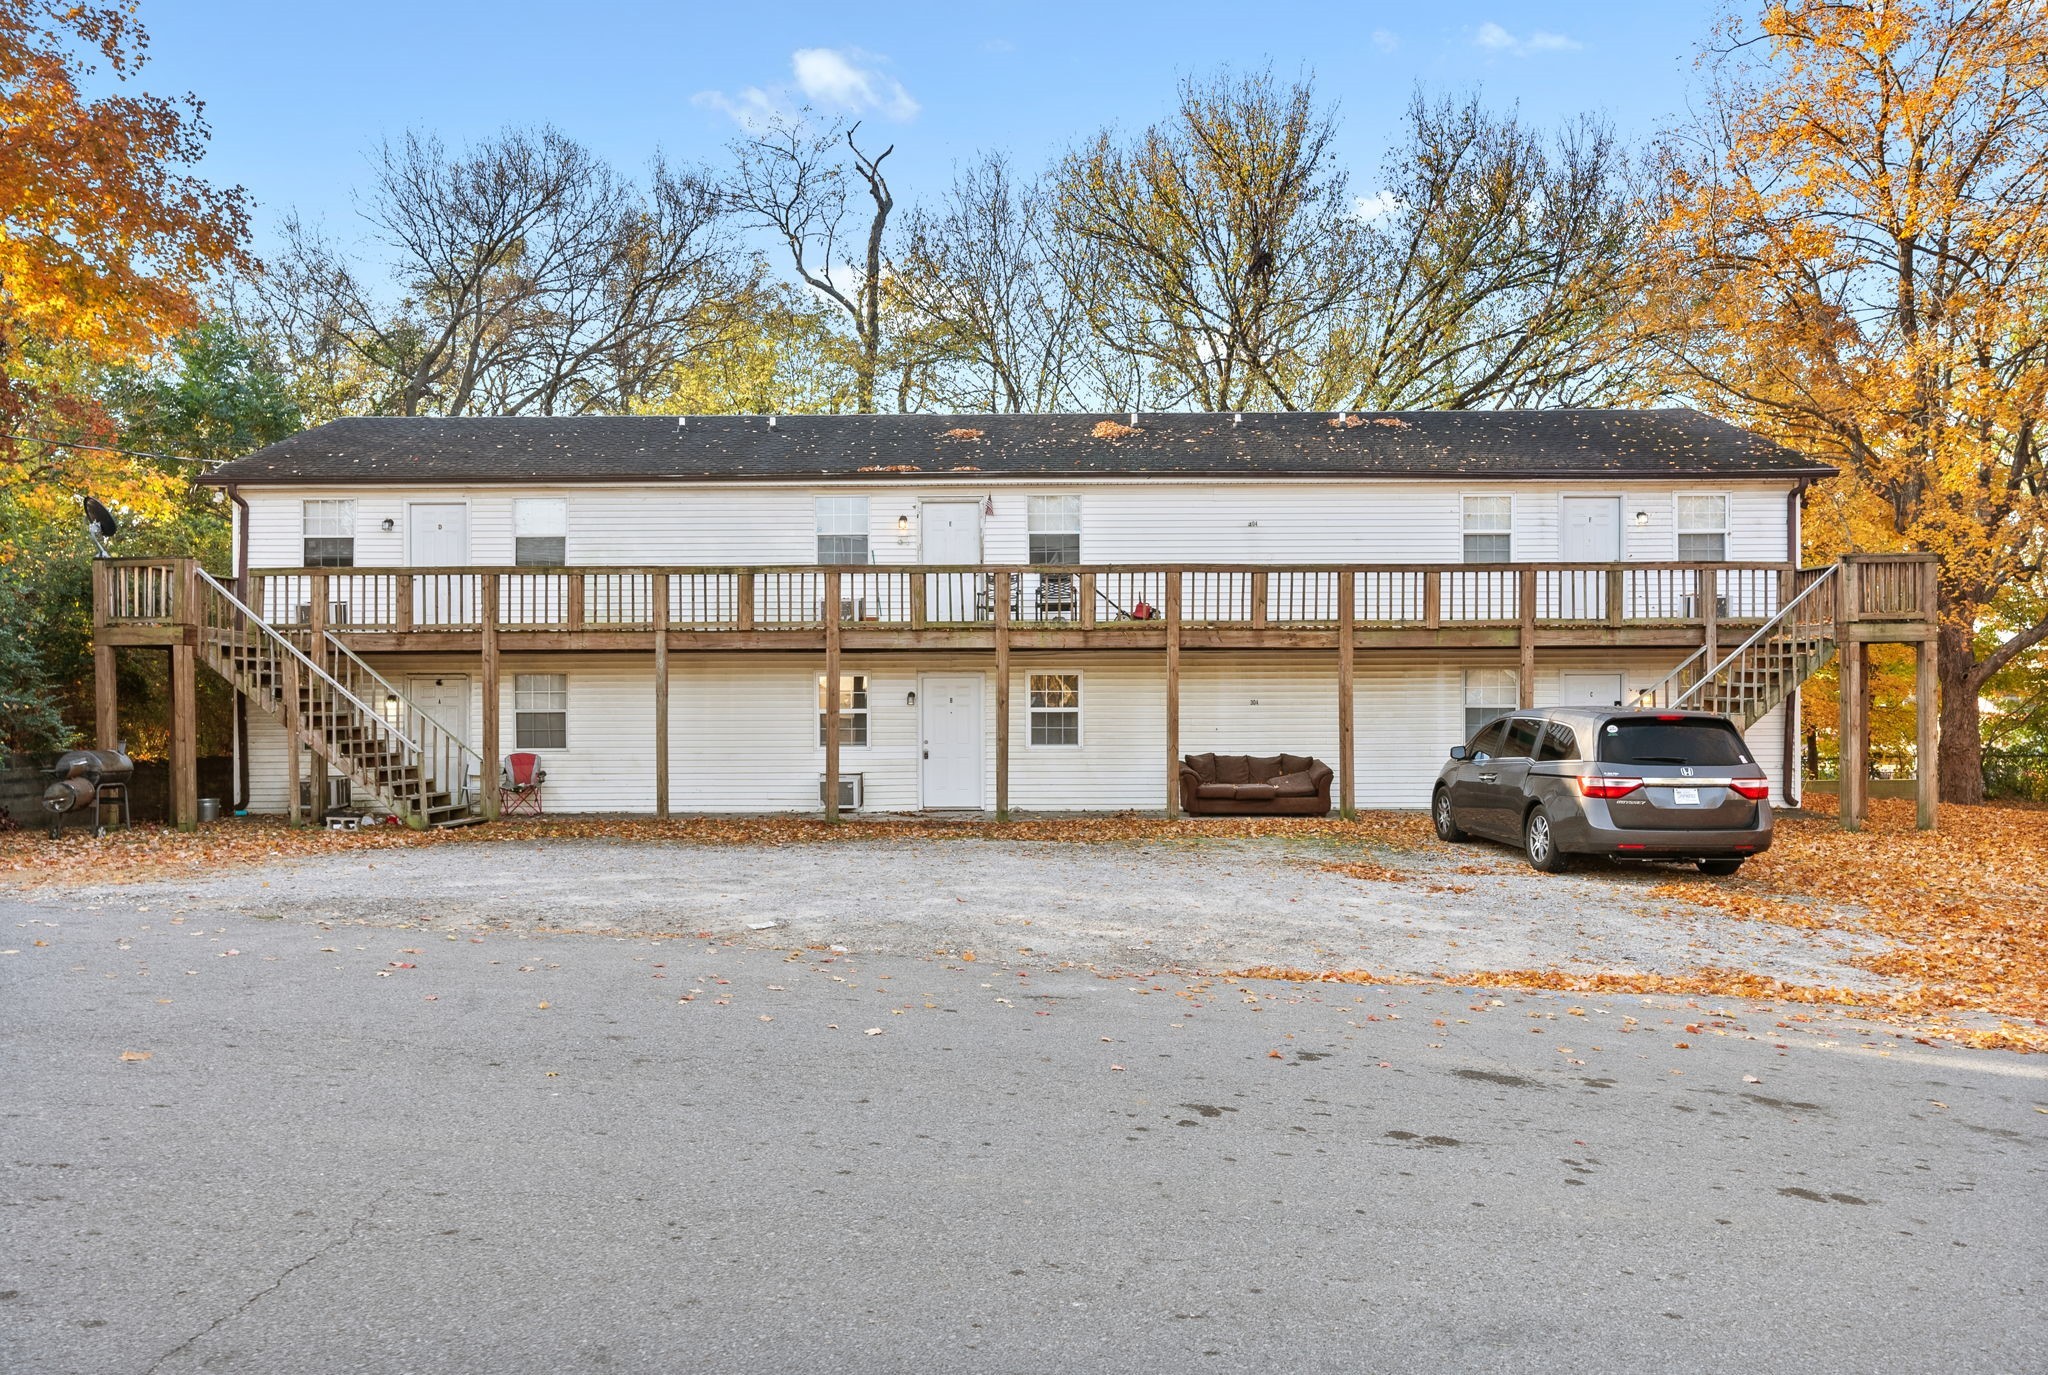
[[994, 570, 1011, 819], [1165, 569, 1182, 817], [1838, 639, 1868, 832], [1250, 571, 1268, 630], [1915, 640, 1938, 831], [95, 644, 119, 750], [1605, 566, 1624, 628], [566, 574, 586, 633], [736, 574, 755, 631], [283, 653, 303, 827], [909, 574, 927, 630], [823, 570, 842, 821], [653, 573, 670, 819], [1698, 564, 1719, 667], [480, 574, 501, 821], [1423, 569, 1442, 631], [1517, 567, 1537, 707], [1078, 573, 1096, 630], [1337, 570, 1356, 819], [395, 574, 414, 633], [170, 643, 198, 831]]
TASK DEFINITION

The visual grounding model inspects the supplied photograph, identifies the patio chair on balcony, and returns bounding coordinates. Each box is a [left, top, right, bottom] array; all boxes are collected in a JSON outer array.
[[1034, 572, 1079, 622], [502, 752, 546, 817]]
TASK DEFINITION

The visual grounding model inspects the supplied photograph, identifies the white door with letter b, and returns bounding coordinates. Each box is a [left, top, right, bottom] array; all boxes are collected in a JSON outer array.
[[921, 674, 983, 809], [921, 502, 983, 622], [408, 503, 472, 626], [1558, 497, 1621, 619]]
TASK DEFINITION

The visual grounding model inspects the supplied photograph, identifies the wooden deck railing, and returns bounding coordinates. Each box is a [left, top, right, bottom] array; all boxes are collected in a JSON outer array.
[[146, 560, 1835, 636]]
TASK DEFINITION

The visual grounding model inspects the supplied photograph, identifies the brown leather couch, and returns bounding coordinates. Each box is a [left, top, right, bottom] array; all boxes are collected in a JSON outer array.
[[1179, 753, 1334, 816]]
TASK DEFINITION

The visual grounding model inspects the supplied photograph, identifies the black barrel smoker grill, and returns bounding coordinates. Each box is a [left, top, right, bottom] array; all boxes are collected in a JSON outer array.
[[41, 749, 133, 840]]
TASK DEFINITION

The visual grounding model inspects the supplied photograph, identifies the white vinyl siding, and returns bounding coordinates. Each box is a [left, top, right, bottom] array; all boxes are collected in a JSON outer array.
[[302, 499, 355, 567], [1462, 495, 1512, 563], [513, 498, 567, 566], [514, 673, 568, 750], [818, 673, 869, 746], [1677, 494, 1730, 561], [816, 497, 870, 565], [1027, 672, 1082, 746], [1027, 496, 1082, 565], [1463, 668, 1519, 738]]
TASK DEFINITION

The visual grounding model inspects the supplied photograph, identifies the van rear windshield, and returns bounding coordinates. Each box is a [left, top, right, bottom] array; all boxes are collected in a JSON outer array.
[[1598, 718, 1752, 766]]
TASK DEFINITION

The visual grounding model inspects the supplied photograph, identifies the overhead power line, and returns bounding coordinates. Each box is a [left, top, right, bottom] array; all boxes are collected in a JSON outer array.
[[0, 432, 222, 467]]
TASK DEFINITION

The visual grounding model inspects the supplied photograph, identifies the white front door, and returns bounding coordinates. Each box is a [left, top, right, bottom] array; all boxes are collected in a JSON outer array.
[[921, 502, 983, 621], [409, 503, 469, 566], [405, 673, 472, 798], [1558, 672, 1624, 708], [1558, 497, 1621, 618], [920, 674, 983, 809]]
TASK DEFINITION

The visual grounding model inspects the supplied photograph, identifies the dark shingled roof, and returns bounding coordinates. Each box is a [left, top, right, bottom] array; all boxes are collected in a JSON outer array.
[[201, 409, 1834, 485]]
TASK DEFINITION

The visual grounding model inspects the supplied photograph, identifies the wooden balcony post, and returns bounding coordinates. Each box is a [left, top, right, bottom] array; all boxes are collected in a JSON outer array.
[[1250, 571, 1269, 629], [1697, 564, 1719, 666], [736, 574, 756, 631], [823, 570, 842, 821], [909, 573, 927, 631], [1605, 564, 1625, 627], [1915, 640, 1938, 832], [170, 642, 198, 831], [1337, 569, 1356, 819], [1164, 569, 1182, 817], [283, 653, 303, 827], [994, 570, 1011, 819], [565, 572, 586, 632], [95, 644, 118, 750], [1078, 573, 1097, 631], [480, 574, 501, 822], [395, 573, 414, 634], [1517, 567, 1537, 707], [653, 572, 670, 819], [1838, 639, 1868, 832], [1423, 569, 1442, 631]]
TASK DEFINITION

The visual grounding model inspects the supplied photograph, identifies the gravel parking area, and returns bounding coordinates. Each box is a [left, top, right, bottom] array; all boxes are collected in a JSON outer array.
[[27, 833, 1896, 992]]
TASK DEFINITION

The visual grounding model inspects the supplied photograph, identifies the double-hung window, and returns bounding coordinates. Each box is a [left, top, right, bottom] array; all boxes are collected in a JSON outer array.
[[1677, 494, 1729, 561], [1461, 495, 1511, 563], [816, 497, 870, 565], [1463, 668, 1519, 738], [514, 498, 567, 566], [302, 499, 356, 567], [818, 674, 869, 746], [514, 674, 568, 750], [1028, 673, 1082, 746], [1027, 496, 1082, 565]]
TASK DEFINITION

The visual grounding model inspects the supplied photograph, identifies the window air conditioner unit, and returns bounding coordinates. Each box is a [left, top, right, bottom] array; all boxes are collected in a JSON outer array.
[[1679, 594, 1731, 619], [819, 773, 864, 810], [817, 596, 868, 622], [297, 600, 352, 626]]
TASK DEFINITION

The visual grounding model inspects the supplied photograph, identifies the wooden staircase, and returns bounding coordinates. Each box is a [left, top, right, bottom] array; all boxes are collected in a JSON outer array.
[[192, 569, 483, 828], [1637, 564, 1841, 726]]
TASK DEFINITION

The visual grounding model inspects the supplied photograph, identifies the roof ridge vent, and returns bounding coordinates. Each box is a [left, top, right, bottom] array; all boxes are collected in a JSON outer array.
[[768, 414, 777, 428], [676, 415, 686, 429]]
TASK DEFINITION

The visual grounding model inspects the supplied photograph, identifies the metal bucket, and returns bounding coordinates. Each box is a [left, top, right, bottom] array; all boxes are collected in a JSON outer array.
[[197, 797, 222, 823]]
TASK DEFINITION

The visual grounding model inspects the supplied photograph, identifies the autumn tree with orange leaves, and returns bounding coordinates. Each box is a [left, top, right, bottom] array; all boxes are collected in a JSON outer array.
[[1645, 0, 2048, 802]]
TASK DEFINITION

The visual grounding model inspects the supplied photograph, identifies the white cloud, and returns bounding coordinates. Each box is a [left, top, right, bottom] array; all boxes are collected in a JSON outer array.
[[1370, 28, 1399, 52], [1352, 190, 1407, 222], [1472, 21, 1582, 57], [695, 47, 920, 129]]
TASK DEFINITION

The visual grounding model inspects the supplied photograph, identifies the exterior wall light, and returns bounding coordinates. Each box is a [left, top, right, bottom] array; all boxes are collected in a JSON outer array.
[[1632, 510, 1650, 527], [905, 690, 917, 707], [897, 514, 911, 536], [381, 517, 396, 532]]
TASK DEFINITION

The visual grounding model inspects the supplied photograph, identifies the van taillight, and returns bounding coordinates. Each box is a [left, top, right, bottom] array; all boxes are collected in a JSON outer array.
[[1729, 779, 1771, 800], [1578, 776, 1642, 799]]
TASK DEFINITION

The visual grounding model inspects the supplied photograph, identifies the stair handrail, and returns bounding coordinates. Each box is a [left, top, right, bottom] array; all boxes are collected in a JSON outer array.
[[1629, 644, 1713, 710], [1672, 564, 1838, 712], [193, 569, 426, 758], [315, 630, 486, 786]]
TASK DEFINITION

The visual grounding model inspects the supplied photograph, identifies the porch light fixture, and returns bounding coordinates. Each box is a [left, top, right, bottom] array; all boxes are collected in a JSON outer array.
[[381, 517, 395, 532], [897, 514, 911, 537], [905, 690, 917, 707], [1632, 510, 1650, 527], [983, 495, 995, 517]]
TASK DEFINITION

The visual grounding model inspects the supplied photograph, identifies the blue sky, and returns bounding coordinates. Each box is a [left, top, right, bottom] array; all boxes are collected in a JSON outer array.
[[138, 1, 1721, 254]]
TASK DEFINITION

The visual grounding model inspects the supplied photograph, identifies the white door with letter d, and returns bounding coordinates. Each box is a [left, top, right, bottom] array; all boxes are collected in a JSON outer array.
[[921, 674, 983, 809]]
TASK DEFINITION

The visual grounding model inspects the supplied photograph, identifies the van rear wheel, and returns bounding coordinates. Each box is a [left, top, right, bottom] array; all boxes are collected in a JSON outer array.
[[1524, 807, 1569, 873], [1698, 859, 1743, 876]]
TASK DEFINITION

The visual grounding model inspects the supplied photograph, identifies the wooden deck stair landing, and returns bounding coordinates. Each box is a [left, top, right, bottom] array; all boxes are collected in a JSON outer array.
[[192, 570, 482, 829]]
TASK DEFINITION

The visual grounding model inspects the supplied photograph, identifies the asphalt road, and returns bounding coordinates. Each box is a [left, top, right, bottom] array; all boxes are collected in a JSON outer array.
[[3, 901, 2044, 1374]]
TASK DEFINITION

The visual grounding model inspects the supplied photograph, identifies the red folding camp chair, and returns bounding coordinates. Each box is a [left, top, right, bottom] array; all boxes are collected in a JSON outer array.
[[502, 752, 546, 816]]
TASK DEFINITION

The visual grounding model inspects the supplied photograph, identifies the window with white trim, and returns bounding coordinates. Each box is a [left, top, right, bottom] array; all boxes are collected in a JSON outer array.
[[514, 498, 567, 566], [302, 499, 356, 567], [1461, 495, 1511, 563], [1027, 496, 1082, 565], [818, 673, 869, 746], [514, 673, 568, 750], [816, 497, 870, 565], [1677, 494, 1728, 561], [1028, 672, 1082, 746], [1463, 668, 1519, 738]]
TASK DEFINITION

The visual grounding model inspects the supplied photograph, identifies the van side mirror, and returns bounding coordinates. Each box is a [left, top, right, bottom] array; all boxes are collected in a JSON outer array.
[[1448, 746, 1468, 762]]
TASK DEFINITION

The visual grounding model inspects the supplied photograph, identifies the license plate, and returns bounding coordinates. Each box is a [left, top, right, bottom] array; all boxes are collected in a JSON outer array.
[[1673, 787, 1701, 806]]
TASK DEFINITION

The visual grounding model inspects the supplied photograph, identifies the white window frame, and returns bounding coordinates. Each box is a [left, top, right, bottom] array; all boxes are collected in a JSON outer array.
[[1026, 495, 1082, 566], [302, 499, 356, 568], [1026, 670, 1084, 748], [1675, 492, 1730, 562], [1461, 494, 1513, 564], [513, 673, 569, 751], [816, 496, 871, 565], [817, 673, 870, 748], [1463, 667, 1519, 739], [513, 497, 568, 567]]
